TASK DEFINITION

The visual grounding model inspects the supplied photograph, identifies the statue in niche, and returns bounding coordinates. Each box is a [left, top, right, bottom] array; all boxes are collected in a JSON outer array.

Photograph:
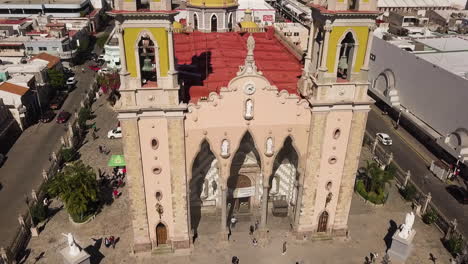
[[221, 139, 230, 157], [245, 99, 253, 119], [399, 211, 415, 239], [265, 137, 274, 156]]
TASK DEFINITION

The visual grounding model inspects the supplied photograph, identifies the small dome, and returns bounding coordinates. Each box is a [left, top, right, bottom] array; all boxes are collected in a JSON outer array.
[[173, 21, 183, 29], [188, 0, 237, 7], [240, 21, 258, 28]]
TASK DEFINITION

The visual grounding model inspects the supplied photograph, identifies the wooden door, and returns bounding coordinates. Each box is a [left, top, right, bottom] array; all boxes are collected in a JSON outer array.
[[156, 223, 167, 246], [317, 211, 328, 233]]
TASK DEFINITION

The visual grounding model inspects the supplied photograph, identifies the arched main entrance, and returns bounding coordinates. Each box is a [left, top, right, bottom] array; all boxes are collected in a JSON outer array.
[[317, 211, 329, 233], [228, 174, 252, 213], [211, 14, 218, 32], [156, 223, 167, 246], [228, 132, 261, 216]]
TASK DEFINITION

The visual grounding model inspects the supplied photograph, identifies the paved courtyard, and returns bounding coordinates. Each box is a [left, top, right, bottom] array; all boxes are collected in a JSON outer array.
[[23, 106, 453, 263]]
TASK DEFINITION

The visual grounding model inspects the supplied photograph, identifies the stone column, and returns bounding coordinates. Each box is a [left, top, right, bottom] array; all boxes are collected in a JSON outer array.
[[220, 186, 227, 234], [304, 23, 316, 73], [319, 20, 332, 71], [294, 183, 304, 227], [167, 28, 176, 73], [362, 24, 376, 70], [115, 21, 128, 75], [260, 185, 269, 229]]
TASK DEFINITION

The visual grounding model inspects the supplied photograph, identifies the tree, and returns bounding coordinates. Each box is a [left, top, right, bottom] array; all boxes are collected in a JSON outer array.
[[364, 161, 394, 195], [48, 69, 66, 90], [47, 161, 99, 222]]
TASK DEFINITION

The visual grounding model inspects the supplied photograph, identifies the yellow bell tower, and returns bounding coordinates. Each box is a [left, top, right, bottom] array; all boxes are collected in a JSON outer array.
[[294, 0, 380, 239], [109, 2, 190, 253]]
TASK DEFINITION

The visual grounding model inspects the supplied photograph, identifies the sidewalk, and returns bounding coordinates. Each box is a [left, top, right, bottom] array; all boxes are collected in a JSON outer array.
[[23, 131, 453, 264]]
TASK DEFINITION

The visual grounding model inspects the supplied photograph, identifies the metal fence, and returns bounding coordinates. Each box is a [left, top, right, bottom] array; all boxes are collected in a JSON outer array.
[[0, 81, 98, 264]]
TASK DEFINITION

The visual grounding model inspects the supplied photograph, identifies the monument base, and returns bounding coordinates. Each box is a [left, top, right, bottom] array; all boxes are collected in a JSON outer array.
[[60, 248, 90, 264], [388, 230, 416, 263]]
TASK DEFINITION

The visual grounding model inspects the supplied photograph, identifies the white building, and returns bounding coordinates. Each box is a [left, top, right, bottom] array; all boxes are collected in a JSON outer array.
[[0, 0, 92, 18], [273, 23, 308, 51], [369, 34, 468, 164], [103, 29, 121, 69]]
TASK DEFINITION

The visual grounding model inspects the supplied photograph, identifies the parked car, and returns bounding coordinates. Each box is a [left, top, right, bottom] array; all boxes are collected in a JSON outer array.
[[446, 185, 468, 204], [66, 77, 77, 86], [49, 92, 68, 110], [56, 111, 71, 124], [39, 110, 56, 123], [88, 65, 101, 72], [64, 67, 74, 77], [107, 127, 122, 139], [376, 133, 392, 146]]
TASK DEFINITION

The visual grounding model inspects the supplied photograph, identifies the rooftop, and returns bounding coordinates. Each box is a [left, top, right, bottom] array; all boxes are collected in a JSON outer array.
[[0, 81, 29, 96], [0, 0, 87, 6], [414, 36, 468, 52], [378, 0, 451, 8], [174, 29, 302, 103], [416, 51, 468, 79], [31, 52, 61, 69], [0, 18, 30, 25], [0, 60, 48, 73]]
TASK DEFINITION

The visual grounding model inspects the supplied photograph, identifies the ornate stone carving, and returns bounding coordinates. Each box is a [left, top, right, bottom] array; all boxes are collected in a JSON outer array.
[[221, 139, 230, 158], [265, 137, 274, 157], [244, 99, 254, 120], [62, 233, 80, 256], [237, 34, 262, 76]]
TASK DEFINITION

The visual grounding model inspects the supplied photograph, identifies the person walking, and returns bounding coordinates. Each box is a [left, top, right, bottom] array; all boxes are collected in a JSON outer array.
[[98, 145, 103, 154], [255, 220, 259, 231], [282, 241, 287, 255], [249, 225, 254, 235], [109, 236, 115, 249]]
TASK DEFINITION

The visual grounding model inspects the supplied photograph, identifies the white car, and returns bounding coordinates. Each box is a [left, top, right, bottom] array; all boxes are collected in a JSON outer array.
[[107, 127, 122, 139], [376, 133, 392, 146], [66, 77, 77, 86]]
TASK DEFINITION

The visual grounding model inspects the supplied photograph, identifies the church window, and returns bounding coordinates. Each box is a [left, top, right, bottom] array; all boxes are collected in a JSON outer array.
[[138, 34, 157, 86]]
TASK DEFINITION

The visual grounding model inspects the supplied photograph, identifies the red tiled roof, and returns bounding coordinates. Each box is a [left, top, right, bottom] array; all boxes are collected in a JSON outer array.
[[31, 52, 61, 69], [0, 18, 28, 25], [46, 23, 65, 27], [89, 8, 101, 17], [0, 82, 28, 96], [174, 28, 302, 103]]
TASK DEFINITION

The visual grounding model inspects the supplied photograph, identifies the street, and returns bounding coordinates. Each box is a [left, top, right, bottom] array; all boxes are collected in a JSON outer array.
[[366, 106, 468, 237], [0, 62, 97, 248]]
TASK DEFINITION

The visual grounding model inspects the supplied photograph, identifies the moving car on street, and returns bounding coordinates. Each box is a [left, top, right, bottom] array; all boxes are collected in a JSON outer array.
[[376, 133, 393, 146], [56, 111, 71, 124], [66, 77, 77, 86], [107, 127, 122, 139]]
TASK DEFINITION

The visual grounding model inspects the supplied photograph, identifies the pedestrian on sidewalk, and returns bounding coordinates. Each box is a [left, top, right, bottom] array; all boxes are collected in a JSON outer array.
[[249, 225, 254, 235], [92, 132, 97, 140], [109, 236, 115, 249], [98, 145, 103, 154], [252, 238, 258, 246], [104, 237, 111, 248], [255, 219, 259, 230], [282, 241, 287, 255]]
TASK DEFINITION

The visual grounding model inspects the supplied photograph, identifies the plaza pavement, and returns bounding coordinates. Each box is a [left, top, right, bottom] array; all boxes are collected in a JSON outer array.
[[23, 112, 453, 263]]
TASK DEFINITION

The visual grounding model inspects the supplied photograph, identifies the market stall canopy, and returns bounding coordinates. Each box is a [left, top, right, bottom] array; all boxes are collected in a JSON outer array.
[[108, 155, 126, 167]]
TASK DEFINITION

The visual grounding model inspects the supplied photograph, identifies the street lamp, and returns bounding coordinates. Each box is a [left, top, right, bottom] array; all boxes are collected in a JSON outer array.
[[395, 107, 403, 130]]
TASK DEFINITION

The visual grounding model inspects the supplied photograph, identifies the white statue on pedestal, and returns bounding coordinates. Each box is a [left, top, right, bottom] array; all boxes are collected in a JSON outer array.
[[62, 233, 80, 256], [266, 137, 274, 156], [221, 139, 230, 157], [245, 99, 253, 119], [398, 212, 415, 239]]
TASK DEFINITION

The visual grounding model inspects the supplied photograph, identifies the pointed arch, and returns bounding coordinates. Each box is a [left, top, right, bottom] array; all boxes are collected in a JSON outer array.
[[317, 210, 329, 233], [193, 12, 199, 31], [133, 30, 161, 85], [334, 29, 359, 80], [155, 222, 168, 246], [270, 136, 299, 203], [210, 13, 218, 32], [228, 12, 233, 32]]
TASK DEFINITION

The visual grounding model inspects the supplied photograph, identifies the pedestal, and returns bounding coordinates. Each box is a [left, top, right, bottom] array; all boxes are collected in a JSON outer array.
[[60, 248, 90, 264], [388, 230, 416, 263]]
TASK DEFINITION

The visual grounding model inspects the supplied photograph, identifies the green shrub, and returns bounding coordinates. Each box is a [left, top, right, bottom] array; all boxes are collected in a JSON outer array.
[[78, 107, 92, 128], [422, 209, 438, 225], [60, 147, 75, 163], [355, 180, 386, 204], [31, 202, 47, 224], [399, 184, 417, 201], [446, 234, 464, 256]]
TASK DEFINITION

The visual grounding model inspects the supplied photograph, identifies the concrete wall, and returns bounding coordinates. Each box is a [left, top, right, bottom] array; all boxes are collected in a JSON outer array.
[[369, 36, 468, 138]]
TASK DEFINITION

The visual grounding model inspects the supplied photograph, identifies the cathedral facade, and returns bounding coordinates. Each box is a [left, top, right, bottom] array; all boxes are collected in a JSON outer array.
[[110, 0, 379, 253]]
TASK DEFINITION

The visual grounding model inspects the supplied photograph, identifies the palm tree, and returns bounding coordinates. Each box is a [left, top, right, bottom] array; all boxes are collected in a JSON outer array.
[[364, 161, 394, 194], [47, 161, 99, 222]]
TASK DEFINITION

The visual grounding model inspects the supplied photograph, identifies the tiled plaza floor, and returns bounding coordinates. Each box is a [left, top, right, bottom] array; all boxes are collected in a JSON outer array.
[[23, 109, 453, 263]]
